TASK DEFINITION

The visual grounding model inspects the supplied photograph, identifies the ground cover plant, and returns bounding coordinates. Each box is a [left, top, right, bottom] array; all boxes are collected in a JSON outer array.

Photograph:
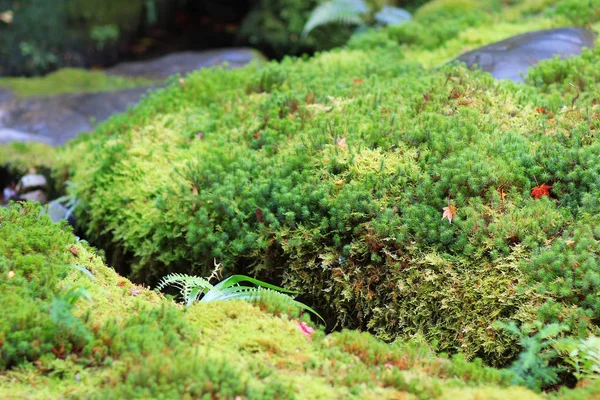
[[0, 202, 552, 399], [3, 0, 600, 396]]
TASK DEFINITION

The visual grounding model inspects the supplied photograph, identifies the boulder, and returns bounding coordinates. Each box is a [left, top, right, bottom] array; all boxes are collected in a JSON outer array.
[[0, 86, 154, 145], [45, 199, 76, 226], [453, 27, 596, 82], [0, 48, 264, 145], [106, 48, 265, 79], [0, 128, 55, 145]]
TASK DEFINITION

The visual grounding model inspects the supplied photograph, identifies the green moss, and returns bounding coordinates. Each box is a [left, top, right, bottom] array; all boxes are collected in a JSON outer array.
[[0, 68, 155, 98], [0, 142, 57, 174], [0, 203, 540, 398], [4, 1, 600, 395]]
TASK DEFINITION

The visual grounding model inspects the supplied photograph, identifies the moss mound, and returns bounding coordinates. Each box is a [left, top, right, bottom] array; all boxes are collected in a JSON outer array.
[[31, 0, 598, 369], [2, 0, 600, 394], [0, 202, 549, 398]]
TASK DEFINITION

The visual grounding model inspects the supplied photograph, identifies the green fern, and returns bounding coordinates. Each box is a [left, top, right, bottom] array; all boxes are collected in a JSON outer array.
[[302, 0, 411, 39], [302, 0, 369, 39], [495, 321, 569, 391], [156, 273, 324, 323]]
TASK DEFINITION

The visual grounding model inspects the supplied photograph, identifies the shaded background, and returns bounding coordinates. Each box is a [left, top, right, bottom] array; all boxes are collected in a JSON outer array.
[[0, 0, 427, 76]]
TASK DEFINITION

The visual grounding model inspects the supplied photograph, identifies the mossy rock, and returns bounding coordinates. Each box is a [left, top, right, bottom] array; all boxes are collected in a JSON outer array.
[[0, 68, 155, 98]]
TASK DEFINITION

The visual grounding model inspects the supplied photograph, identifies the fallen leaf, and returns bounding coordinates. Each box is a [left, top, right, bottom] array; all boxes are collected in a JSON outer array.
[[442, 205, 457, 224], [337, 137, 347, 149], [352, 78, 363, 84], [565, 240, 575, 246], [69, 247, 79, 257], [531, 183, 552, 199], [192, 186, 198, 195], [253, 132, 260, 139], [498, 188, 506, 201], [255, 208, 264, 223]]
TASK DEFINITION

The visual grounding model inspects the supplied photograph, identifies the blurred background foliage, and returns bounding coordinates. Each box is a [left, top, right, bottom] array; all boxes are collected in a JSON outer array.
[[0, 0, 427, 76]]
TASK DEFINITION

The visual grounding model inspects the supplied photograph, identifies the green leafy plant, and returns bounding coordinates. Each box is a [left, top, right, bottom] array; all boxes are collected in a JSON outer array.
[[155, 272, 324, 322], [302, 0, 411, 38], [495, 321, 569, 391], [556, 336, 600, 382], [90, 25, 120, 50]]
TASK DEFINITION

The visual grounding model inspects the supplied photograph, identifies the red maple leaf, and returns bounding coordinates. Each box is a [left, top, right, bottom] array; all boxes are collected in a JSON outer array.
[[531, 183, 552, 199]]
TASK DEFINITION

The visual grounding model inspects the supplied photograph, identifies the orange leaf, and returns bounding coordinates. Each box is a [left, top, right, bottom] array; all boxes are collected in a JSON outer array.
[[337, 137, 347, 148], [69, 247, 79, 257], [531, 183, 552, 199], [442, 205, 457, 224], [498, 188, 506, 201]]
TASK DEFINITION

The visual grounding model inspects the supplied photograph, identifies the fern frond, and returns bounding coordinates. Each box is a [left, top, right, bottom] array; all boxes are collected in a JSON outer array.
[[155, 272, 324, 322], [302, 0, 368, 39], [155, 273, 213, 306]]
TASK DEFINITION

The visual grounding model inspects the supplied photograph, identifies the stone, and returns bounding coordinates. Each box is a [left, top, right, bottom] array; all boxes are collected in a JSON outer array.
[[0, 48, 264, 145], [0, 88, 13, 103], [17, 173, 47, 192], [45, 199, 76, 226], [2, 187, 17, 203], [0, 128, 55, 145], [453, 27, 596, 82], [106, 48, 265, 79], [19, 189, 47, 203], [0, 86, 154, 145]]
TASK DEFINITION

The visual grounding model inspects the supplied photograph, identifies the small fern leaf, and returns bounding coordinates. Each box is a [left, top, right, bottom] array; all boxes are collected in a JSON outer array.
[[215, 275, 298, 294], [302, 0, 368, 39], [186, 286, 203, 306], [155, 273, 213, 305]]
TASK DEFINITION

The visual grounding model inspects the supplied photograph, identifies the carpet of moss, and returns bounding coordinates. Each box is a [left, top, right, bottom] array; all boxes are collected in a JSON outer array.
[[0, 202, 549, 399], [2, 0, 600, 397]]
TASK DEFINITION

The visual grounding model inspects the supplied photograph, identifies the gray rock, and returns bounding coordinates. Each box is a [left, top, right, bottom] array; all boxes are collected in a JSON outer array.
[[17, 173, 47, 192], [2, 187, 16, 203], [45, 199, 76, 226], [0, 88, 13, 103], [453, 27, 596, 82], [0, 86, 154, 145], [0, 48, 264, 145], [107, 48, 265, 79], [0, 128, 55, 144], [19, 189, 47, 203]]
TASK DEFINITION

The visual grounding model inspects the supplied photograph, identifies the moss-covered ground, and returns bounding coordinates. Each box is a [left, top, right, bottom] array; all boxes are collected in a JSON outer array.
[[0, 68, 155, 98], [2, 0, 600, 397], [0, 203, 549, 399]]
